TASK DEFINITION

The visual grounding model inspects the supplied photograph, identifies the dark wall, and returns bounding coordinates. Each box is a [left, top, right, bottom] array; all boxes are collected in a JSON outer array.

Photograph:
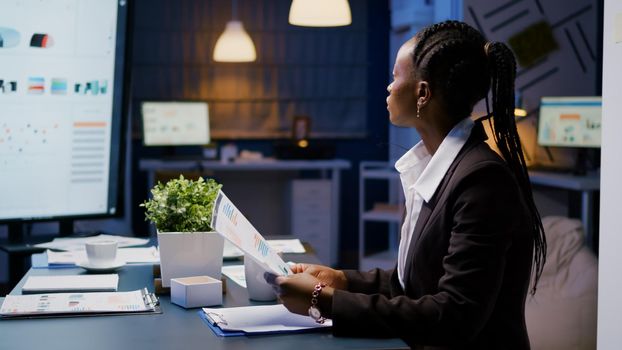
[[335, 0, 390, 267], [129, 0, 390, 268]]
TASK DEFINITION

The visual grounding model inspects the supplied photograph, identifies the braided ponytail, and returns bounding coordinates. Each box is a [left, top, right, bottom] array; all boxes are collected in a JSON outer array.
[[485, 41, 546, 294]]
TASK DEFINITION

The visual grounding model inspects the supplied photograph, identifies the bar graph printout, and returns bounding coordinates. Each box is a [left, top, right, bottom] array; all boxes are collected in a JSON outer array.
[[0, 290, 155, 318], [211, 191, 292, 276]]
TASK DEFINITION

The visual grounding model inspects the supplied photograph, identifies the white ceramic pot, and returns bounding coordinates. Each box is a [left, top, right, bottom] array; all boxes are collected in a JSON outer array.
[[157, 231, 225, 288]]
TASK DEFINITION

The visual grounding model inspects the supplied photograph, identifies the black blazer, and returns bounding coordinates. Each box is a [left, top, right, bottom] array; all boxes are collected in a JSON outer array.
[[332, 122, 534, 350]]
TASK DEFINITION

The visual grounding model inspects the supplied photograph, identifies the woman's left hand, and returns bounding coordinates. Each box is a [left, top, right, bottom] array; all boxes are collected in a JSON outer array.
[[265, 272, 334, 317]]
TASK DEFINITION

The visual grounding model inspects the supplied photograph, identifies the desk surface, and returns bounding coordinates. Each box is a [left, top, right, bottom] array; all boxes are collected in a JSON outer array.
[[528, 170, 600, 191], [0, 259, 407, 350]]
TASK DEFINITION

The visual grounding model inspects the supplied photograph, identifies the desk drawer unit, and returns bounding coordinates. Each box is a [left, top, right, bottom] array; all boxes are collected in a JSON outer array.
[[291, 180, 333, 265]]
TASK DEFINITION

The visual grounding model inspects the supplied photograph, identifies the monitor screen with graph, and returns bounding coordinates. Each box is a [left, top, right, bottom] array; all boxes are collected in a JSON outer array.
[[141, 101, 210, 146], [0, 0, 130, 222], [537, 96, 602, 148]]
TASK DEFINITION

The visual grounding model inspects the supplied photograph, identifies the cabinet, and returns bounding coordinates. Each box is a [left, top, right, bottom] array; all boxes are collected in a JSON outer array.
[[358, 161, 404, 271], [291, 179, 333, 265]]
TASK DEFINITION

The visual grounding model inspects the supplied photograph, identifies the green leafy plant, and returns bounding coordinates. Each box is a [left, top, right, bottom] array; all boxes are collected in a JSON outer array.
[[141, 175, 222, 232]]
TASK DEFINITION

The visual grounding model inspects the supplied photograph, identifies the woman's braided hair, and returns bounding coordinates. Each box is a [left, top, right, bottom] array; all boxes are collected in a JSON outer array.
[[411, 20, 546, 294]]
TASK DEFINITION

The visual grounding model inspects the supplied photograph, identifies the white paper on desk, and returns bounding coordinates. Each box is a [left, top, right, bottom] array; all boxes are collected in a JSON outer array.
[[22, 274, 119, 293], [46, 250, 84, 265], [118, 247, 160, 263], [267, 239, 306, 254], [46, 247, 160, 265], [210, 190, 292, 276], [35, 234, 149, 251], [1, 290, 150, 316], [202, 304, 332, 333]]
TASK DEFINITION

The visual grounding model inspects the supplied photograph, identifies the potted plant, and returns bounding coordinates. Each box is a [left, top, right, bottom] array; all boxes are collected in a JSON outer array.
[[141, 175, 225, 287]]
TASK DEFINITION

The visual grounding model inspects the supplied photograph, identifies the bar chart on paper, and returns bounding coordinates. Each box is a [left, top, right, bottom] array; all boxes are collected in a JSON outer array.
[[211, 191, 292, 276]]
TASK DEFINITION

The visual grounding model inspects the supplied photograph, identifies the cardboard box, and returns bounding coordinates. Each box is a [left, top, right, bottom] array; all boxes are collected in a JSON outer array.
[[170, 276, 222, 308]]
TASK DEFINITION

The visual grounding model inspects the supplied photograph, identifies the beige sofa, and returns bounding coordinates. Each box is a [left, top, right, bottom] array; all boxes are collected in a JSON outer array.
[[525, 216, 598, 350]]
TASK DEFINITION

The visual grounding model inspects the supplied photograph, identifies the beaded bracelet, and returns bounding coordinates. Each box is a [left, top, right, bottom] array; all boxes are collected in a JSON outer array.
[[308, 282, 327, 324]]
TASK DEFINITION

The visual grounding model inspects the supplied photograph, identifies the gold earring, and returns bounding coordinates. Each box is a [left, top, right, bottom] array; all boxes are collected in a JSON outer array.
[[416, 102, 422, 118]]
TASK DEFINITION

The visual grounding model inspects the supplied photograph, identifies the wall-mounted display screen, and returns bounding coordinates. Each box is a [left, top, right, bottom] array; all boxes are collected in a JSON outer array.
[[0, 0, 129, 221]]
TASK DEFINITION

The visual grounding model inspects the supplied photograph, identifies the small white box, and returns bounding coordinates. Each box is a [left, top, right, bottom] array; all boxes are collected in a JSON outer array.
[[170, 276, 222, 308]]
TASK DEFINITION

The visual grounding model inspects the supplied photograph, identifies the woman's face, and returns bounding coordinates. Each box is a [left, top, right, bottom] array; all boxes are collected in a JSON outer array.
[[386, 43, 418, 127]]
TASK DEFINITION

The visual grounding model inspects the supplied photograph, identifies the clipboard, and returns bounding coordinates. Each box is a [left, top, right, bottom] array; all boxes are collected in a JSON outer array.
[[0, 288, 161, 319], [199, 304, 332, 337], [199, 311, 245, 337]]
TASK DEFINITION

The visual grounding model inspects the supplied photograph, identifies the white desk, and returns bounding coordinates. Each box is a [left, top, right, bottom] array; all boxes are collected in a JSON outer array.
[[529, 171, 600, 246], [139, 159, 351, 266]]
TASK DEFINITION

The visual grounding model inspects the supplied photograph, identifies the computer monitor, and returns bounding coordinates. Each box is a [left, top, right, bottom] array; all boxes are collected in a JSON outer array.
[[537, 96, 602, 148], [0, 0, 130, 225], [141, 101, 210, 146]]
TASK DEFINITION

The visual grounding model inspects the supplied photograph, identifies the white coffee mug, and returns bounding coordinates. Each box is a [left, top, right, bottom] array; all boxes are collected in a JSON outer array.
[[244, 255, 276, 301], [85, 241, 118, 267]]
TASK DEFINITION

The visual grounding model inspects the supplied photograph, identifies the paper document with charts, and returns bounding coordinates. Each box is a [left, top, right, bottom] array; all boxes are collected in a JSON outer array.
[[0, 288, 160, 319], [211, 190, 292, 276]]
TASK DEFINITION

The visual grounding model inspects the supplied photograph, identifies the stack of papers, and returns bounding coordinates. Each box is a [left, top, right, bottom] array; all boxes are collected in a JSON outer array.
[[222, 239, 306, 259], [46, 247, 160, 266], [267, 239, 306, 254], [1, 289, 160, 318], [201, 304, 331, 336], [32, 234, 156, 268], [34, 234, 149, 251], [22, 274, 119, 293]]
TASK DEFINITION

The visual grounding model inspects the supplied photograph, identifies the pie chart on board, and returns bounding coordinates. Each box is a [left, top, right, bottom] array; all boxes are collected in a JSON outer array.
[[30, 33, 54, 48], [0, 27, 20, 48]]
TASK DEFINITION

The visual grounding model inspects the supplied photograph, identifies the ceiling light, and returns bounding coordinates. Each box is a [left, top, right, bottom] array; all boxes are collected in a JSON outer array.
[[213, 1, 256, 62], [288, 0, 352, 27]]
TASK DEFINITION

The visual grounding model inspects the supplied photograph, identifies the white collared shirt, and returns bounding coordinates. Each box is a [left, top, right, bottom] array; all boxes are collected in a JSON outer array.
[[395, 117, 474, 289]]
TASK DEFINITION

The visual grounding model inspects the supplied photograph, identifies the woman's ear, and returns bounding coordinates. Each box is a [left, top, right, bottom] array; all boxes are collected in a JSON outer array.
[[416, 81, 431, 107]]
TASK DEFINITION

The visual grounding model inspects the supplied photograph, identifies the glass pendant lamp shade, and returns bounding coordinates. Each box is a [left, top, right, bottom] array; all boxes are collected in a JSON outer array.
[[288, 0, 352, 27], [213, 20, 256, 62]]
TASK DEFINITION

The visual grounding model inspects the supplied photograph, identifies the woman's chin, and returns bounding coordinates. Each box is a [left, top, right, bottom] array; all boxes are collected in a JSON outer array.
[[389, 115, 408, 127]]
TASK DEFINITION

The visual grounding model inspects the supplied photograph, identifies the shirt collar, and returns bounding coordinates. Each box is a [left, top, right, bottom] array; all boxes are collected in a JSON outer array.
[[415, 117, 474, 202], [395, 141, 429, 174]]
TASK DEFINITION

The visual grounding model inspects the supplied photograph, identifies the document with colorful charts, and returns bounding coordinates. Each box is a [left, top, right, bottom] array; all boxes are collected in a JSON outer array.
[[211, 190, 292, 276], [0, 288, 161, 318]]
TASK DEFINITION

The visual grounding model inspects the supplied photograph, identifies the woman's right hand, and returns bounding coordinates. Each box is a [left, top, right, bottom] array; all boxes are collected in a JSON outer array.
[[290, 263, 348, 290]]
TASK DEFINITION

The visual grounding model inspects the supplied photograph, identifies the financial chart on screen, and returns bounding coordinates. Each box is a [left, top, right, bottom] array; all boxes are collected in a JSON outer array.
[[537, 96, 602, 148], [0, 0, 128, 221], [141, 101, 210, 146]]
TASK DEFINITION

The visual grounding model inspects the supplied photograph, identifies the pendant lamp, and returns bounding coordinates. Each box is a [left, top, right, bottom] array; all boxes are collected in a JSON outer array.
[[288, 0, 352, 27], [213, 0, 256, 62], [514, 108, 527, 117]]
